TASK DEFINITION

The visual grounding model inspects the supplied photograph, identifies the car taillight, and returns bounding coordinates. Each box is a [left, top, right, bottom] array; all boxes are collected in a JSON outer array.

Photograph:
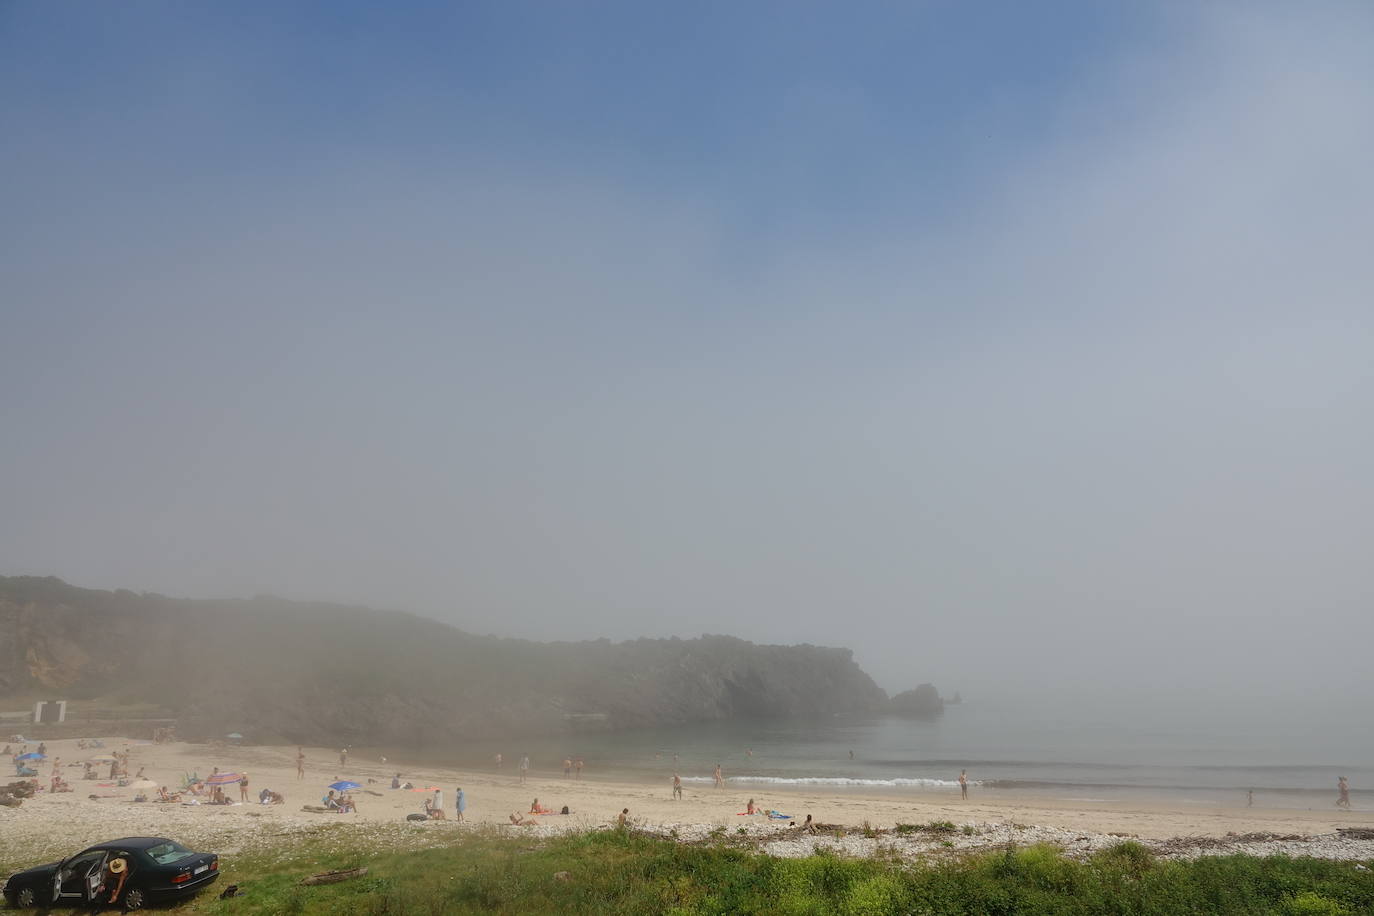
[[210, 861, 218, 870], [171, 873, 191, 884]]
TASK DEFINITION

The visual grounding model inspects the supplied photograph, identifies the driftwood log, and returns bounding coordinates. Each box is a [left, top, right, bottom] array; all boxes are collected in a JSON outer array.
[[2, 781, 36, 798], [301, 867, 368, 886], [0, 795, 21, 807]]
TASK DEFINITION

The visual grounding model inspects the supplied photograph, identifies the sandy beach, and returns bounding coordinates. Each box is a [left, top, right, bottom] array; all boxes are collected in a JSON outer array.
[[4, 736, 1373, 872]]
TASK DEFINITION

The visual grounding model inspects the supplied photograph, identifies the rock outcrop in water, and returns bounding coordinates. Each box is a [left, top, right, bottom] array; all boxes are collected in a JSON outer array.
[[0, 576, 890, 744], [889, 683, 945, 718]]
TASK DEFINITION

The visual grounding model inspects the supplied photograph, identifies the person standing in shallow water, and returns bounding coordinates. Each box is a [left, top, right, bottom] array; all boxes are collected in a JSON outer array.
[[1337, 776, 1351, 808], [672, 773, 683, 800], [959, 769, 968, 800], [296, 748, 305, 780], [713, 763, 724, 789], [518, 754, 530, 785]]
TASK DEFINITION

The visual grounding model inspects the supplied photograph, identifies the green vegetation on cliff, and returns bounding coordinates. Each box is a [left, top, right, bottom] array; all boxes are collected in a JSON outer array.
[[0, 576, 889, 744]]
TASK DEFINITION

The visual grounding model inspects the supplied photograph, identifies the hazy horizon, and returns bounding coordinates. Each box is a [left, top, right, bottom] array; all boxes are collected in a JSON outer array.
[[4, 2, 1373, 720]]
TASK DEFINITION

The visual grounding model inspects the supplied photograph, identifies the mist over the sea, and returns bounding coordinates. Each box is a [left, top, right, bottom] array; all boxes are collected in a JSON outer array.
[[4, 1, 1373, 734]]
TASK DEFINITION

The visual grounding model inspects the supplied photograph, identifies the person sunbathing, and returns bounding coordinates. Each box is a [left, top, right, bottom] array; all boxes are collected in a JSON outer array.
[[528, 798, 555, 815], [158, 786, 182, 802], [508, 813, 536, 826]]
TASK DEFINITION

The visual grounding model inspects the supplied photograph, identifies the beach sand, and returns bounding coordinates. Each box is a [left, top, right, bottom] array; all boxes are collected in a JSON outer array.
[[4, 736, 1372, 870]]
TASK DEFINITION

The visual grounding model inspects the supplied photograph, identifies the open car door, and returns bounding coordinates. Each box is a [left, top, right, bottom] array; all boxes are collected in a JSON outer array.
[[52, 849, 107, 903]]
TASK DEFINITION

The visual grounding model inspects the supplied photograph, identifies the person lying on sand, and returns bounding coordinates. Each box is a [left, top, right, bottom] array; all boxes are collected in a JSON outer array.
[[508, 813, 536, 826]]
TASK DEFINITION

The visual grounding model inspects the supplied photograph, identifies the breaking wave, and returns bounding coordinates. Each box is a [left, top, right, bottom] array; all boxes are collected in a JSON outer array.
[[678, 775, 976, 788]]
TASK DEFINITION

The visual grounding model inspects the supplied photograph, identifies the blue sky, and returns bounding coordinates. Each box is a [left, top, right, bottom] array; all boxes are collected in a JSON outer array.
[[3, 1, 1373, 709]]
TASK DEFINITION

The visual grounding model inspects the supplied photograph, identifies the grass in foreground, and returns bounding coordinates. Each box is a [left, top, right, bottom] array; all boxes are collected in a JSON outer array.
[[9, 830, 1374, 915]]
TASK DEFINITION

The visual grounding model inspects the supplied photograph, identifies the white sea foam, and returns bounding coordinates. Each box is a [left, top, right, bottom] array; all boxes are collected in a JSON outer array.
[[678, 776, 977, 788]]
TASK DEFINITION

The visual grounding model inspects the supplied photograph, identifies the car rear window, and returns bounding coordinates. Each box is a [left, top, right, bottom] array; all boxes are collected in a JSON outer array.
[[144, 842, 196, 865]]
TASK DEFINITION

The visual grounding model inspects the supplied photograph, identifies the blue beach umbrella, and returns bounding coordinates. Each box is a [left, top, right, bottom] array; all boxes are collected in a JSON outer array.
[[16, 753, 45, 761], [328, 780, 361, 791]]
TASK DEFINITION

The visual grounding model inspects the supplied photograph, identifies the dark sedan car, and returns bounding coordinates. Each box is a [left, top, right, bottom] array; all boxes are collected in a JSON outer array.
[[2, 836, 218, 910]]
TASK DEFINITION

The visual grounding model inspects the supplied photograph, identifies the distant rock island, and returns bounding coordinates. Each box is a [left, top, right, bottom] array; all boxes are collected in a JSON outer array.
[[0, 576, 921, 745], [889, 683, 945, 718]]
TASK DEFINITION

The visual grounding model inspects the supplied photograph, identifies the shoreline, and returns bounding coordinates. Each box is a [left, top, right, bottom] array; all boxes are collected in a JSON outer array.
[[4, 735, 1373, 872]]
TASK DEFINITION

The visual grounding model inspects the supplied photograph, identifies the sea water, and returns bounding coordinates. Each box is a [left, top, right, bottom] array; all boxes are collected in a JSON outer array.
[[409, 699, 1373, 811]]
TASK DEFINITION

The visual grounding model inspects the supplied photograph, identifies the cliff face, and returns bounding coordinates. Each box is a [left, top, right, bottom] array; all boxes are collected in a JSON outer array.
[[0, 577, 889, 744]]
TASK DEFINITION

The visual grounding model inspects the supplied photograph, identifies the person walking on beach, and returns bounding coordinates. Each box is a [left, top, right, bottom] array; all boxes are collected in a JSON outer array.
[[455, 787, 466, 822], [296, 748, 305, 780], [575, 757, 584, 779], [959, 769, 968, 800], [672, 773, 683, 800], [518, 754, 530, 785], [713, 763, 724, 789], [339, 748, 348, 768], [494, 752, 503, 770], [563, 757, 572, 778], [1337, 776, 1351, 808]]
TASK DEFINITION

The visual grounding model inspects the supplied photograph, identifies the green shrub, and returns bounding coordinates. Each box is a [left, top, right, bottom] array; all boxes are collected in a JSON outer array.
[[1284, 891, 1350, 915], [1092, 839, 1155, 876], [1012, 844, 1082, 894], [842, 875, 906, 916]]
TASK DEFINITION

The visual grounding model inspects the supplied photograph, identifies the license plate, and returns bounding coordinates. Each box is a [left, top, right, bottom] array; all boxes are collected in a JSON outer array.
[[194, 864, 208, 875]]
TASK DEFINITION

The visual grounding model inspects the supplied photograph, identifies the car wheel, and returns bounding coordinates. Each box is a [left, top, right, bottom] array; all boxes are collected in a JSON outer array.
[[15, 886, 37, 907], [122, 886, 147, 910]]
